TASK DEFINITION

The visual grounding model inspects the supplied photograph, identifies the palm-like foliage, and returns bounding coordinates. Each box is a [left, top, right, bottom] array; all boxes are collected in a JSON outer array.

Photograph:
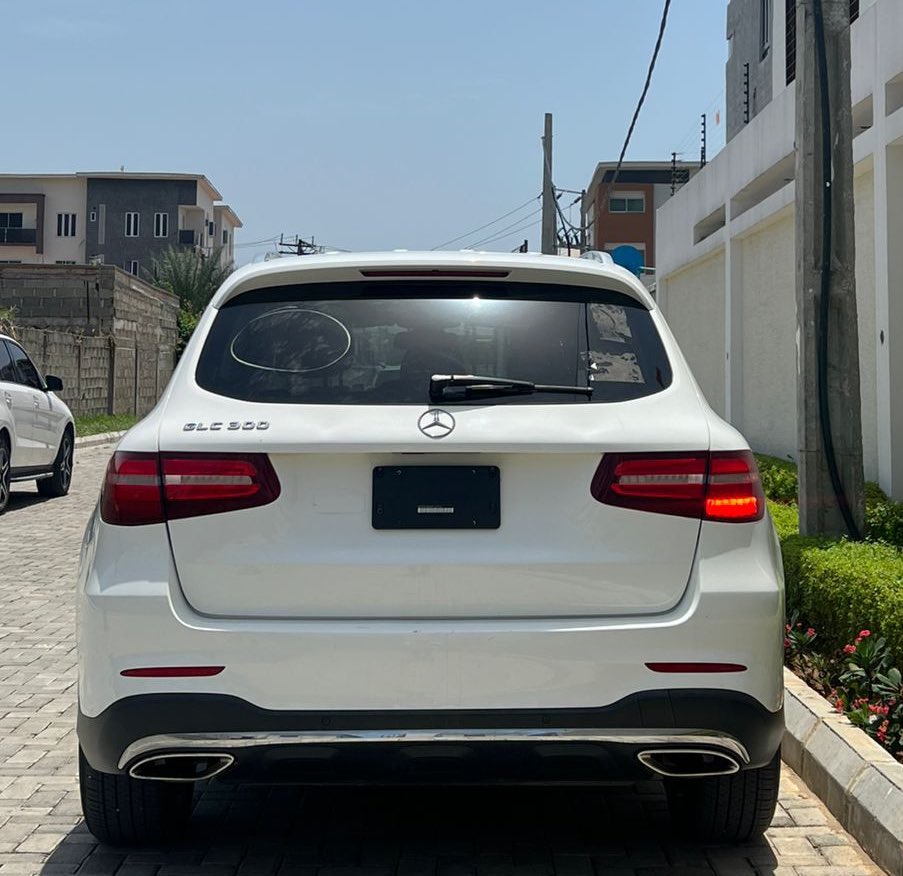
[[151, 246, 234, 314]]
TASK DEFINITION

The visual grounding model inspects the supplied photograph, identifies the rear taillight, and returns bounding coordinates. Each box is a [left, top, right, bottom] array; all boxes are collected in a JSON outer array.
[[591, 450, 764, 523], [100, 452, 280, 526], [100, 452, 164, 526]]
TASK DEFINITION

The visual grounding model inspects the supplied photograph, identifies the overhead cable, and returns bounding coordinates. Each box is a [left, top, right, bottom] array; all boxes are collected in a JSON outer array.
[[431, 196, 540, 250]]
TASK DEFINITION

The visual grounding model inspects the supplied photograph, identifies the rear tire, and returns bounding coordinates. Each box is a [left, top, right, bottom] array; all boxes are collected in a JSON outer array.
[[665, 750, 781, 843], [0, 436, 9, 514], [79, 747, 193, 845], [37, 428, 73, 498]]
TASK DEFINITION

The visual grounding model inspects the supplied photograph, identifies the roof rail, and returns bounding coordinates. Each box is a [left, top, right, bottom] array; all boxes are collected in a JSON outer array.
[[579, 251, 615, 266]]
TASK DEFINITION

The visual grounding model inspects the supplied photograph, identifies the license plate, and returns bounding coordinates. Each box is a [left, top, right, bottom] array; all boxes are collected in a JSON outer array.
[[372, 466, 500, 529]]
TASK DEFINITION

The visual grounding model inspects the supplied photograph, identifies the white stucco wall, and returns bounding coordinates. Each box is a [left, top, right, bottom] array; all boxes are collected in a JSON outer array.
[[0, 177, 86, 263], [660, 251, 727, 416], [738, 213, 797, 459], [655, 0, 903, 496], [855, 168, 879, 480]]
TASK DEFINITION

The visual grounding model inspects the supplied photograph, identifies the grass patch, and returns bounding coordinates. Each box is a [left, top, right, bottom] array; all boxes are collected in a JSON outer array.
[[75, 414, 138, 437]]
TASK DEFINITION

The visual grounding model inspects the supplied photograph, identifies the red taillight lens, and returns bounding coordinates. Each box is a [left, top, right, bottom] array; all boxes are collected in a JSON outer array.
[[704, 452, 764, 521], [100, 452, 280, 525], [100, 452, 164, 526], [591, 450, 764, 523], [161, 453, 280, 520]]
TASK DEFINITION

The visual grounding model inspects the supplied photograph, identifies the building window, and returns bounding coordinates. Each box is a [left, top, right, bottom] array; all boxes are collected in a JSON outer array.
[[154, 212, 169, 238], [786, 0, 797, 85], [761, 0, 772, 58], [0, 213, 23, 228], [609, 194, 645, 214], [57, 213, 77, 237], [0, 260, 22, 264], [89, 209, 97, 222], [208, 220, 216, 237], [128, 260, 139, 276], [55, 260, 76, 265], [222, 229, 229, 246], [125, 212, 140, 237]]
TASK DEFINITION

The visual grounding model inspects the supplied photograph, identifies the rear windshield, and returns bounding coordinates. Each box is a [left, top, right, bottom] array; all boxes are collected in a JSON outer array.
[[195, 281, 672, 405]]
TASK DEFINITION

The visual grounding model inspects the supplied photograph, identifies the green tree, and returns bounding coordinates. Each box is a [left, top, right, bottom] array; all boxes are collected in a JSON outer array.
[[151, 245, 234, 314], [151, 246, 233, 355]]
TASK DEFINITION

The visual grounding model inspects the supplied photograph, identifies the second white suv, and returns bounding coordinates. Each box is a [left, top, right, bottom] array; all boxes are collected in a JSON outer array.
[[77, 251, 784, 846], [0, 333, 75, 512]]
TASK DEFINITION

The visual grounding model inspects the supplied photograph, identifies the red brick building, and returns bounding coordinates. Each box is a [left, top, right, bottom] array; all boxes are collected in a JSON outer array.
[[582, 161, 699, 284]]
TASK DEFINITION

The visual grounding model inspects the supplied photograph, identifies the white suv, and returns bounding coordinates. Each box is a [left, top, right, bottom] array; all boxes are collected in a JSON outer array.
[[0, 333, 75, 512], [77, 251, 784, 845]]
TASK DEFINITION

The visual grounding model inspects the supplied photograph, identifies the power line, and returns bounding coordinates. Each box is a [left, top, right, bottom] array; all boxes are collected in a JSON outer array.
[[473, 219, 542, 250], [470, 212, 543, 248], [430, 196, 540, 250], [233, 235, 281, 249], [467, 207, 543, 248], [599, 0, 672, 209]]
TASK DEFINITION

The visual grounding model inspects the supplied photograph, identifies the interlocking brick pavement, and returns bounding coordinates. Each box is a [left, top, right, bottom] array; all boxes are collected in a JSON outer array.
[[0, 444, 885, 876]]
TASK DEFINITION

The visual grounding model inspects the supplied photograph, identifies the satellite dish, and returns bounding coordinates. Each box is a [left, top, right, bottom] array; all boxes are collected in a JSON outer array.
[[609, 245, 644, 277]]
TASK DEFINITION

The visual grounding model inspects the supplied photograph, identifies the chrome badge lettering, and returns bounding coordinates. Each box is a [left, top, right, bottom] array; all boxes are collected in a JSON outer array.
[[183, 421, 270, 432]]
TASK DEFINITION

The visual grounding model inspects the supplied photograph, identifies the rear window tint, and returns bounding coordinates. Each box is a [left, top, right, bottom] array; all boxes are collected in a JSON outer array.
[[195, 281, 672, 405]]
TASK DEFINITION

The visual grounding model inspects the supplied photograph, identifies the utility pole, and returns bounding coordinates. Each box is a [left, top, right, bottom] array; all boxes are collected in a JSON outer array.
[[795, 0, 864, 537], [541, 113, 556, 254]]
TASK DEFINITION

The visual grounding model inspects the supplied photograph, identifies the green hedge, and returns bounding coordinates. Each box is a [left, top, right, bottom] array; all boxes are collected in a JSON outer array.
[[797, 541, 903, 660], [758, 453, 903, 548], [756, 454, 798, 505], [764, 488, 903, 662]]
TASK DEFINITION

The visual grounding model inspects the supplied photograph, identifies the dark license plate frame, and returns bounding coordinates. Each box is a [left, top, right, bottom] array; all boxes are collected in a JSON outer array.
[[372, 466, 500, 530]]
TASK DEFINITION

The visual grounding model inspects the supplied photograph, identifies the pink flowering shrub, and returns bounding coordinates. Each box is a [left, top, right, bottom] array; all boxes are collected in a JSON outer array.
[[785, 618, 903, 762]]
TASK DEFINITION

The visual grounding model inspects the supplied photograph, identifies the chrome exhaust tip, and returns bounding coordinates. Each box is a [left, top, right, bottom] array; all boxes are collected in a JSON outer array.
[[637, 748, 741, 778], [128, 753, 234, 782]]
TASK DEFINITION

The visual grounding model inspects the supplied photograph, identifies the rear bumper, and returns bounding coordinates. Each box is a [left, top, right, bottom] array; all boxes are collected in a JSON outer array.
[[78, 690, 783, 782]]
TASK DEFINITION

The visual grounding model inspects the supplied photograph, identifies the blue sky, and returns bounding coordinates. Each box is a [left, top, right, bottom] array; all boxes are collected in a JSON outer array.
[[7, 1, 728, 263]]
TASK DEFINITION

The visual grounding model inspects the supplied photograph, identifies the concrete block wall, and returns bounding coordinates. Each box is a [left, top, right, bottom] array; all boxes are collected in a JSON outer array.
[[15, 328, 112, 417], [0, 264, 178, 418]]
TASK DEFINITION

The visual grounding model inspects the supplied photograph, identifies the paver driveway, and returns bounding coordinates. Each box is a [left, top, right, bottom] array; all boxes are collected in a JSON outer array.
[[0, 443, 883, 876]]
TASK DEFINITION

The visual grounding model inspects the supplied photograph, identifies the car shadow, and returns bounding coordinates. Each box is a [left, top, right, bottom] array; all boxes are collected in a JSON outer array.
[[39, 782, 779, 874], [5, 488, 53, 512]]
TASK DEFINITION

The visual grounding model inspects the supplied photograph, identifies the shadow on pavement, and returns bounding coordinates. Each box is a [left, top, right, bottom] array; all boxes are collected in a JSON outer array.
[[6, 488, 53, 512], [41, 783, 779, 874]]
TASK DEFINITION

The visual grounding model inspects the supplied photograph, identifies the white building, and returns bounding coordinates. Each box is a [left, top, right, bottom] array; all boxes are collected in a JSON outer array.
[[655, 0, 903, 498]]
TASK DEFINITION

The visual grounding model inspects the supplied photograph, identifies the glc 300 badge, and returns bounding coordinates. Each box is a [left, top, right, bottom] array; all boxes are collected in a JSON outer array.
[[417, 409, 455, 439], [183, 421, 270, 432]]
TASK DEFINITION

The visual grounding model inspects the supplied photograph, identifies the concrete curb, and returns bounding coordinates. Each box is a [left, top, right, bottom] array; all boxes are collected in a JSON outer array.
[[783, 667, 903, 875], [74, 430, 127, 450]]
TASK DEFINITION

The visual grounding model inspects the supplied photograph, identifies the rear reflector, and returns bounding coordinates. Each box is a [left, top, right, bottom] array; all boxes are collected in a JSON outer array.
[[645, 662, 748, 673], [100, 452, 280, 526], [591, 450, 764, 522], [121, 666, 225, 678]]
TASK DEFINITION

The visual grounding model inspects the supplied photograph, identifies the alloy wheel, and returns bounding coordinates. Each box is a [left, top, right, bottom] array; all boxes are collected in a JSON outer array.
[[60, 436, 73, 491], [0, 443, 9, 510]]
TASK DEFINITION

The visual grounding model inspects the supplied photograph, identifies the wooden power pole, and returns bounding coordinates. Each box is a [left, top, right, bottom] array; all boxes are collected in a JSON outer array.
[[795, 0, 864, 537], [541, 113, 556, 255]]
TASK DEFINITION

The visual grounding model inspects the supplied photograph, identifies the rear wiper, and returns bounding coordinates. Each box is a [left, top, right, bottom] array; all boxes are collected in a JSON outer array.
[[430, 374, 593, 400]]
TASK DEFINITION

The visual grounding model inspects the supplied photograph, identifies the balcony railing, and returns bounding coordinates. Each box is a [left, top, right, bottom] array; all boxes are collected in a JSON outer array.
[[0, 228, 37, 245]]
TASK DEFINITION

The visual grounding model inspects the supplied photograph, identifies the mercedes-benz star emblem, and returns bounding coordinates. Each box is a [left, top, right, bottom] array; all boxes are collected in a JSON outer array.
[[418, 409, 456, 439]]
